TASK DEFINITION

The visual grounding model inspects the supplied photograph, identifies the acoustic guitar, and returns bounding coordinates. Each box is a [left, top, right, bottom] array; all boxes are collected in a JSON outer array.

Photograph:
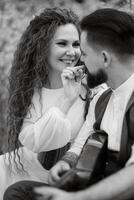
[[55, 130, 108, 191]]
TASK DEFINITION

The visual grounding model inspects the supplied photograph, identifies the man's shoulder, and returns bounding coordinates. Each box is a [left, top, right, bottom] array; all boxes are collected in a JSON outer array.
[[91, 83, 109, 97], [128, 93, 134, 125]]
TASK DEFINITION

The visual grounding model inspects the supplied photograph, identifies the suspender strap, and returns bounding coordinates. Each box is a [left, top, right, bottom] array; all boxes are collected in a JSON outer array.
[[125, 92, 134, 141], [93, 88, 112, 131], [119, 92, 134, 166]]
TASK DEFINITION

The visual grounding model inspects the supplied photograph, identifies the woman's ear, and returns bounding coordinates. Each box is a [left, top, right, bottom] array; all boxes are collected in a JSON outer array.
[[101, 50, 111, 68]]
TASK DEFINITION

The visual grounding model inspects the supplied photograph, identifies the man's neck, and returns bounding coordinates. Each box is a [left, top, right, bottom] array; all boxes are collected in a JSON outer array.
[[107, 63, 134, 90]]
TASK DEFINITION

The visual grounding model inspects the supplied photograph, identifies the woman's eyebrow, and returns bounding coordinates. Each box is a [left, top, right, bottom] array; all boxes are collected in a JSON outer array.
[[55, 39, 67, 42], [55, 39, 79, 42]]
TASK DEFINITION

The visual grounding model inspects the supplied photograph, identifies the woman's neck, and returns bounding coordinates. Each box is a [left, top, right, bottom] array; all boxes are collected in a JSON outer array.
[[47, 70, 63, 89]]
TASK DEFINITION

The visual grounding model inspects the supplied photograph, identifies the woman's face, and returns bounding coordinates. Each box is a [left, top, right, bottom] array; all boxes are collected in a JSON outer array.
[[48, 23, 81, 73]]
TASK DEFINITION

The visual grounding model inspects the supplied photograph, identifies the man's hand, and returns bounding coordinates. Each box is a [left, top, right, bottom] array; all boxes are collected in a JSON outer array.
[[35, 187, 79, 200], [48, 160, 71, 185]]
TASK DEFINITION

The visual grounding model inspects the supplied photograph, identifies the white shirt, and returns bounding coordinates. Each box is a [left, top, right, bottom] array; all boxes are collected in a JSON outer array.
[[0, 87, 86, 198], [101, 74, 134, 151], [19, 87, 85, 152], [70, 74, 134, 165]]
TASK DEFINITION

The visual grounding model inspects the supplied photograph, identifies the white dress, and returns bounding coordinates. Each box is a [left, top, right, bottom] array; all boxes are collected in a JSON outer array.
[[0, 84, 108, 199], [0, 87, 85, 199]]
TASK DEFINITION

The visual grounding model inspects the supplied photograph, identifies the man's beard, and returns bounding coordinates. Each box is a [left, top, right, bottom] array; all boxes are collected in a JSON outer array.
[[86, 68, 108, 88]]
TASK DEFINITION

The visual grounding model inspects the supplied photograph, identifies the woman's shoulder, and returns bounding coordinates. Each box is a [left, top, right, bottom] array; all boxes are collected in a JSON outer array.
[[32, 87, 64, 105]]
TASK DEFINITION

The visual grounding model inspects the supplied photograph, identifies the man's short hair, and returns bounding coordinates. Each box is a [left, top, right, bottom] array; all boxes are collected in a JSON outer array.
[[80, 8, 134, 56]]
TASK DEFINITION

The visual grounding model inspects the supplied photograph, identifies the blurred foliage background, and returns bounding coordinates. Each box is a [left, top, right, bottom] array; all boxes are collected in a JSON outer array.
[[0, 0, 133, 153]]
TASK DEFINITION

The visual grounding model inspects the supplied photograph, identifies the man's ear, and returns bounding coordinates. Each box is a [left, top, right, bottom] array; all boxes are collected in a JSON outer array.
[[101, 50, 111, 68]]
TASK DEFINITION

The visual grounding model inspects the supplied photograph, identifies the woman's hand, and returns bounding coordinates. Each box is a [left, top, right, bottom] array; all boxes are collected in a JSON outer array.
[[61, 65, 84, 103], [56, 65, 84, 114]]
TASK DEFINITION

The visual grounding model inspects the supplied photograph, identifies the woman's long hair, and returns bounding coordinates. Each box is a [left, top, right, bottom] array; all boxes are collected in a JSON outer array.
[[6, 7, 80, 170]]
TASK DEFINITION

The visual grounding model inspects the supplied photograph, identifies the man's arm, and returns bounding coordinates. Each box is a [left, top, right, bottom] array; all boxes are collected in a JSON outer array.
[[35, 164, 134, 200], [48, 152, 78, 185], [77, 164, 134, 200]]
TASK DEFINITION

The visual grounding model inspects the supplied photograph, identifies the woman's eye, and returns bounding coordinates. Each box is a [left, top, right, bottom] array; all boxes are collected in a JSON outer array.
[[73, 42, 80, 47], [57, 42, 66, 46]]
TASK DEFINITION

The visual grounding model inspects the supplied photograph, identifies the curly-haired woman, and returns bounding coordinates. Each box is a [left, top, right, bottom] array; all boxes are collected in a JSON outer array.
[[0, 7, 84, 198], [0, 7, 108, 199]]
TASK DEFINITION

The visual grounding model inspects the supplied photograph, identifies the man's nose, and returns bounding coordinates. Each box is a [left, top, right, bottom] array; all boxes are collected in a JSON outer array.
[[80, 54, 84, 62]]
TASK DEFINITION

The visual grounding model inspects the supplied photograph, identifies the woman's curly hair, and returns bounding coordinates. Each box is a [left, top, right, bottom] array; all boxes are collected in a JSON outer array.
[[6, 7, 80, 171]]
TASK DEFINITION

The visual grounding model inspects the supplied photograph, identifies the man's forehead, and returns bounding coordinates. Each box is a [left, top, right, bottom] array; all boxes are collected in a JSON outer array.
[[80, 31, 87, 41], [80, 31, 88, 50]]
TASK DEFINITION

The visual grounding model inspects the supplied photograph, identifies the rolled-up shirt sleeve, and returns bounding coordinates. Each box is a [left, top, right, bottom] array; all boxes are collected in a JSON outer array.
[[19, 107, 71, 153], [68, 95, 99, 155], [68, 123, 94, 155]]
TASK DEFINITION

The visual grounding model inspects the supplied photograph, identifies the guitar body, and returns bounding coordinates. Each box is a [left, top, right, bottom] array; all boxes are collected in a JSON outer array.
[[56, 130, 108, 191]]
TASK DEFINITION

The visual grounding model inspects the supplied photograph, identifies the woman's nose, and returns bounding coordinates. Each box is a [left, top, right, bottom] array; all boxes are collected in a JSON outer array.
[[66, 46, 75, 56]]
